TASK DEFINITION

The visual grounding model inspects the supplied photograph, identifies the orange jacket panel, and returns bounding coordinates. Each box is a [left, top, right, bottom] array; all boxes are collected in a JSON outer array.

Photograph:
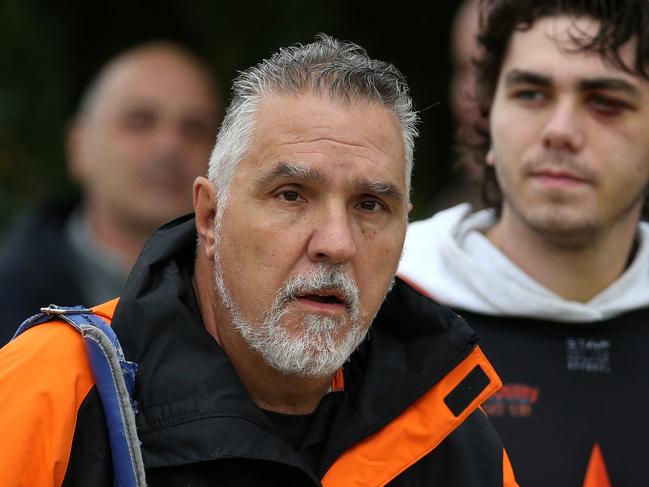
[[0, 301, 117, 487]]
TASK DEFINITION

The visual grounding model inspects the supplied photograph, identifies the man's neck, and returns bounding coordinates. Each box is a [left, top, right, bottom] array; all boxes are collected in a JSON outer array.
[[229, 356, 332, 415], [486, 208, 640, 303], [83, 202, 156, 272]]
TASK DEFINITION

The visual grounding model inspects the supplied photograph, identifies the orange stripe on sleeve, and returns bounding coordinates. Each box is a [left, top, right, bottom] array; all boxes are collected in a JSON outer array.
[[0, 321, 97, 487], [322, 346, 501, 487], [502, 448, 520, 487]]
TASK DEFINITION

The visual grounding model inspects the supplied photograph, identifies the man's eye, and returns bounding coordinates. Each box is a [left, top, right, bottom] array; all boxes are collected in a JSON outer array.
[[182, 119, 214, 141], [512, 89, 547, 104], [279, 191, 301, 202], [358, 199, 385, 212], [588, 95, 631, 116], [122, 111, 156, 130]]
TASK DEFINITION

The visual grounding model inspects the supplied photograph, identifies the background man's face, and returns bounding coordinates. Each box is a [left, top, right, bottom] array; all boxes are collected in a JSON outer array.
[[488, 16, 649, 244], [71, 48, 219, 231], [450, 0, 482, 141], [213, 93, 408, 376]]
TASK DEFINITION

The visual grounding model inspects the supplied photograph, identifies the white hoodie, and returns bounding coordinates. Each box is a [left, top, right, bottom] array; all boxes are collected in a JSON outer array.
[[398, 204, 649, 323]]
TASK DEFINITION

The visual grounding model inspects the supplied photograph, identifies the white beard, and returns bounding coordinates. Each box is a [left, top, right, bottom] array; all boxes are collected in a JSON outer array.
[[212, 210, 369, 377]]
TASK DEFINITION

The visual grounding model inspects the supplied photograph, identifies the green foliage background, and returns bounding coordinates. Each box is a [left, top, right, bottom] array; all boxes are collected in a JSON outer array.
[[0, 0, 464, 233]]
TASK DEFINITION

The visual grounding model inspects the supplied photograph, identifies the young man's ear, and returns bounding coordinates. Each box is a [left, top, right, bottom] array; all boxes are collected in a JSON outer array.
[[194, 177, 218, 259]]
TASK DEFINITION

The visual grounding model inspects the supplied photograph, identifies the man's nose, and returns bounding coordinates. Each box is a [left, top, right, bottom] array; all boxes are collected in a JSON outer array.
[[152, 122, 187, 153], [541, 99, 585, 152], [307, 205, 357, 265]]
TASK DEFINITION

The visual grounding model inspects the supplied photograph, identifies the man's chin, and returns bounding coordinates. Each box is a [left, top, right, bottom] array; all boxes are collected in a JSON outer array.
[[260, 327, 365, 378], [526, 214, 599, 248], [275, 363, 342, 379]]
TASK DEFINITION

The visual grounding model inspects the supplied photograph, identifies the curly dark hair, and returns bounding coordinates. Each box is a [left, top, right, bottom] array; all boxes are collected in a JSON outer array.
[[466, 0, 649, 213]]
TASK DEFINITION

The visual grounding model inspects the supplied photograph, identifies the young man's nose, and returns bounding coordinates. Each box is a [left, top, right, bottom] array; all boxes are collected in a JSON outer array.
[[541, 99, 585, 152]]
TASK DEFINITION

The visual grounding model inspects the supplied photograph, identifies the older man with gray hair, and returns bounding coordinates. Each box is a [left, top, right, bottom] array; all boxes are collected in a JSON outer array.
[[0, 35, 516, 486]]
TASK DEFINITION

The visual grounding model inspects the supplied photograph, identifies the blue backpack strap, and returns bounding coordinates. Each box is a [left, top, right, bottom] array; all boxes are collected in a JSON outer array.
[[13, 305, 147, 487]]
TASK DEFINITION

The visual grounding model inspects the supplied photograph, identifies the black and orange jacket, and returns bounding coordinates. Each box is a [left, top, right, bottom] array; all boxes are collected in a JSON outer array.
[[0, 215, 518, 486]]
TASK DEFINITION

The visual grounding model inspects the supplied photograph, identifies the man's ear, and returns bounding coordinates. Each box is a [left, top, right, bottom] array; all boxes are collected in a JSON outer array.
[[486, 147, 496, 166], [194, 177, 218, 260]]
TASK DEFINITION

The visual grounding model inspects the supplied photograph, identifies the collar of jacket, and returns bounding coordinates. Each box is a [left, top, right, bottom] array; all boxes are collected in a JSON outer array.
[[111, 214, 501, 479]]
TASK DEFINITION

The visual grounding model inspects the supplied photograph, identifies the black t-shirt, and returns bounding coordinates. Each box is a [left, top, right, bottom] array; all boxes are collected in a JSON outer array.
[[460, 307, 649, 487], [262, 409, 315, 451]]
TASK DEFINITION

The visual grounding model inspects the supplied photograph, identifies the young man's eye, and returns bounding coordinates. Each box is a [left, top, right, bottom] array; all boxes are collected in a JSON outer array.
[[588, 95, 632, 116], [512, 89, 547, 104]]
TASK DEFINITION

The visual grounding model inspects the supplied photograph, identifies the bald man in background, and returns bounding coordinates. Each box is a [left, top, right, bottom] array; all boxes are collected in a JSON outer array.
[[0, 42, 221, 344]]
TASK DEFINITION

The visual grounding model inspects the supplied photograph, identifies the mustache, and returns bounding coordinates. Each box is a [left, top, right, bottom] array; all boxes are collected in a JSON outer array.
[[523, 152, 597, 182], [276, 265, 360, 313]]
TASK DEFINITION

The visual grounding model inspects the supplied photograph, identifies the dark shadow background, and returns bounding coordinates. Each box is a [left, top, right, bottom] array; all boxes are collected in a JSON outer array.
[[0, 0, 464, 231]]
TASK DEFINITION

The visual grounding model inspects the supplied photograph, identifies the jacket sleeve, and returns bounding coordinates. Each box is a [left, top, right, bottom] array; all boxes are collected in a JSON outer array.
[[0, 321, 96, 487]]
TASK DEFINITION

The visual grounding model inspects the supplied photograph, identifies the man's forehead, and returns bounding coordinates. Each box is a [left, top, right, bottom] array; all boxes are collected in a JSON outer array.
[[230, 96, 407, 200], [87, 47, 217, 117], [252, 94, 403, 153], [502, 15, 645, 83]]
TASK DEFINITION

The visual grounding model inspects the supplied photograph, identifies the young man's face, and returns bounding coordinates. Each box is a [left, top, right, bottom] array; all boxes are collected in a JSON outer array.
[[488, 15, 649, 245], [211, 93, 408, 376]]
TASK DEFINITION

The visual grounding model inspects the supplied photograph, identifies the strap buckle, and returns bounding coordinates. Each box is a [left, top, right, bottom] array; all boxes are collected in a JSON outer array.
[[40, 305, 93, 316]]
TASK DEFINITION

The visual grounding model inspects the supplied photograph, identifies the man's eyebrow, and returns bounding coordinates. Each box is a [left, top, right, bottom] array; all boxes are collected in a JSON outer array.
[[256, 162, 325, 185], [256, 162, 404, 201], [353, 178, 404, 202], [504, 70, 642, 98], [504, 70, 552, 87], [578, 77, 640, 97]]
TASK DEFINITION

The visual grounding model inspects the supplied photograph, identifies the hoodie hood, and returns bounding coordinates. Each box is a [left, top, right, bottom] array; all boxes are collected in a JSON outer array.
[[398, 204, 649, 323]]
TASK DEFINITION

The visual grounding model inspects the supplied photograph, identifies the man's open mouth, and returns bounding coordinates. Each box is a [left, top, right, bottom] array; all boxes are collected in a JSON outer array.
[[301, 293, 344, 305]]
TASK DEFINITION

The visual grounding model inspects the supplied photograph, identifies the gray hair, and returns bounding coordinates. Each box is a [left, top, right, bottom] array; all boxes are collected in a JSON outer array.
[[207, 34, 418, 204]]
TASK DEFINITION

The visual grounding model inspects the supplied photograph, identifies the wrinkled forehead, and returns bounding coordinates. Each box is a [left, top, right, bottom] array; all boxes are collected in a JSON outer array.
[[247, 94, 406, 174]]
